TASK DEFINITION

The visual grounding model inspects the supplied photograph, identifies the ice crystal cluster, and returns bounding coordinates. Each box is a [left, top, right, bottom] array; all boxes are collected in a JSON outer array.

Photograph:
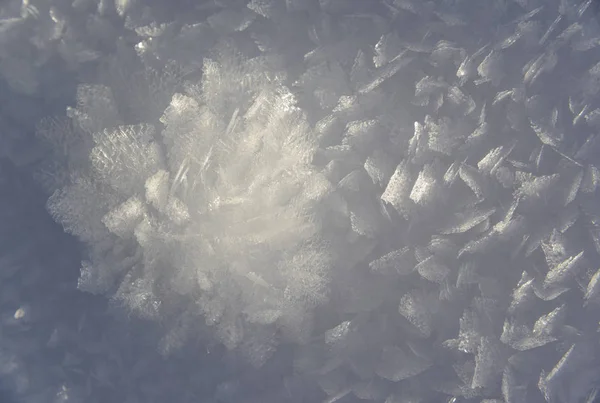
[[45, 43, 341, 361], [3, 0, 600, 402]]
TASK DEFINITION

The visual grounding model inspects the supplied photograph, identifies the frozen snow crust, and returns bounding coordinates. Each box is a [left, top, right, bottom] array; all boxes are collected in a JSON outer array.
[[2, 0, 600, 402]]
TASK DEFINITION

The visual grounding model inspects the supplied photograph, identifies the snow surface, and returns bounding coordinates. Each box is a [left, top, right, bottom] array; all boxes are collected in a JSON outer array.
[[1, 0, 600, 402]]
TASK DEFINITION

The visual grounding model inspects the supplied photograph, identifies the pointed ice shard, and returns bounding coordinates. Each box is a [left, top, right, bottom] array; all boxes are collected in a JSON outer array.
[[381, 160, 414, 216], [369, 247, 415, 276], [584, 268, 600, 306], [472, 337, 505, 390], [358, 51, 414, 94], [532, 305, 566, 337], [415, 256, 451, 284], [478, 50, 505, 86], [477, 142, 516, 176], [373, 33, 403, 68], [410, 163, 439, 206], [544, 251, 584, 288], [508, 272, 536, 316], [398, 289, 439, 338], [459, 164, 486, 200], [581, 165, 600, 193], [364, 149, 395, 188], [440, 207, 496, 235], [539, 343, 595, 403], [502, 365, 528, 403]]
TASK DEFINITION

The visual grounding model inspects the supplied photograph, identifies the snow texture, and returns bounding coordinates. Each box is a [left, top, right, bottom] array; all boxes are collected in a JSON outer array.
[[0, 0, 600, 402]]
